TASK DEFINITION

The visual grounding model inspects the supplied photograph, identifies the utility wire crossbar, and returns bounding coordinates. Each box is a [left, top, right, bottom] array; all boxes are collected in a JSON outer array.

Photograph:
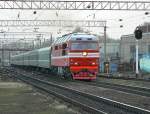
[[0, 20, 106, 27], [0, 1, 149, 10]]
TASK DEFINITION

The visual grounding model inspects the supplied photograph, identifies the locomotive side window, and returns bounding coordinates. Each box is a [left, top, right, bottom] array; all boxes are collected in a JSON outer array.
[[62, 43, 67, 56], [62, 43, 67, 49], [55, 46, 58, 50], [59, 45, 62, 49]]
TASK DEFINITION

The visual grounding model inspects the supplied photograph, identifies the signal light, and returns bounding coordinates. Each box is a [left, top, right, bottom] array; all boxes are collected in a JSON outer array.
[[134, 27, 142, 40]]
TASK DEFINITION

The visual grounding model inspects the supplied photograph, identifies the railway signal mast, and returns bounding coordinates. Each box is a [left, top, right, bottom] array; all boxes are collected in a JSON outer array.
[[134, 26, 142, 77]]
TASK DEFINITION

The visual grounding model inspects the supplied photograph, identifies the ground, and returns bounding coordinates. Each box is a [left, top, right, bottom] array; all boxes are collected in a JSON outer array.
[[97, 76, 150, 88], [0, 82, 80, 114]]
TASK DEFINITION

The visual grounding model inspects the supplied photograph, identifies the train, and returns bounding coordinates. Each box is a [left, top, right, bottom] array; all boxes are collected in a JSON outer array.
[[11, 33, 100, 80]]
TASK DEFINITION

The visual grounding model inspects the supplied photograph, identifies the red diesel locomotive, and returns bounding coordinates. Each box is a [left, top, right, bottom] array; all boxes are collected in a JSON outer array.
[[51, 33, 100, 80]]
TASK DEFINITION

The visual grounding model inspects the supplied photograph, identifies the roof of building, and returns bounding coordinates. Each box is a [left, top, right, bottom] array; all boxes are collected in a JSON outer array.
[[121, 32, 150, 39]]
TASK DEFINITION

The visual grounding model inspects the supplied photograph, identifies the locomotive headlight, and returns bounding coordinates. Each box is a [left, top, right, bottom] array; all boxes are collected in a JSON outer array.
[[82, 52, 87, 56], [74, 62, 78, 65], [92, 62, 96, 65]]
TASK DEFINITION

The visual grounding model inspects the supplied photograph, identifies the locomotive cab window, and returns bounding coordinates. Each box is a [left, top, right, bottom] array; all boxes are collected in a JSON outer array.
[[71, 42, 98, 50], [62, 43, 67, 56], [62, 43, 67, 49]]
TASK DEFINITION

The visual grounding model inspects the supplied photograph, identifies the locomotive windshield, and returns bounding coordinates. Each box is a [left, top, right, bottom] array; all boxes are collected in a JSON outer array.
[[71, 42, 98, 50]]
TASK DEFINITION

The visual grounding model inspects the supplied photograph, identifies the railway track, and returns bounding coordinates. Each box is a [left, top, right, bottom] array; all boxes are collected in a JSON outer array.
[[16, 68, 150, 98], [98, 74, 150, 82], [81, 79, 150, 97], [2, 67, 150, 114], [42, 72, 150, 97], [8, 67, 150, 97]]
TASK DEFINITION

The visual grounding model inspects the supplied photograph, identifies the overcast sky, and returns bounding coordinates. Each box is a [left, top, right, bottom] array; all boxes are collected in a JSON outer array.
[[0, 0, 150, 40]]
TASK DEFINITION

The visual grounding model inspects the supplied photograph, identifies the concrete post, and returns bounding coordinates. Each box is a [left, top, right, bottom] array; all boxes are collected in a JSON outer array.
[[104, 26, 107, 63]]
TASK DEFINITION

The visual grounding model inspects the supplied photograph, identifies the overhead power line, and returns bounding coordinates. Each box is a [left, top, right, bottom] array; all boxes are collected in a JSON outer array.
[[0, 1, 149, 10], [0, 20, 106, 27]]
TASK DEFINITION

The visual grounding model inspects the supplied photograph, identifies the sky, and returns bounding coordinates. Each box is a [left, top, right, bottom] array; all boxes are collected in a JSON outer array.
[[0, 0, 150, 42]]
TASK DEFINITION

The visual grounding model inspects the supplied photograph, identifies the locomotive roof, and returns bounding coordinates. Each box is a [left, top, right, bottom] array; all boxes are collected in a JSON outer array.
[[53, 33, 98, 45]]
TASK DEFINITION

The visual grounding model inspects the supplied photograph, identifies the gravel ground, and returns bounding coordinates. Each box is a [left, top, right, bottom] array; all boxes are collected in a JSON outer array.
[[99, 72, 150, 80], [0, 82, 81, 114], [61, 82, 150, 111], [0, 73, 81, 114], [97, 77, 150, 88]]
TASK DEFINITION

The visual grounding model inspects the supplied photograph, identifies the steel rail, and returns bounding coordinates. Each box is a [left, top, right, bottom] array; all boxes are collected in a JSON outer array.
[[84, 80, 150, 97], [11, 67, 150, 97], [98, 74, 150, 82], [18, 68, 150, 97], [7, 70, 107, 114]]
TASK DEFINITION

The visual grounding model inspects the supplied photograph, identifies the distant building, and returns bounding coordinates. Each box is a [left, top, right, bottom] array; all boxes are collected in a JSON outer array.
[[120, 33, 150, 63], [99, 32, 150, 72], [99, 37, 120, 63], [141, 22, 150, 33], [99, 37, 120, 72]]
